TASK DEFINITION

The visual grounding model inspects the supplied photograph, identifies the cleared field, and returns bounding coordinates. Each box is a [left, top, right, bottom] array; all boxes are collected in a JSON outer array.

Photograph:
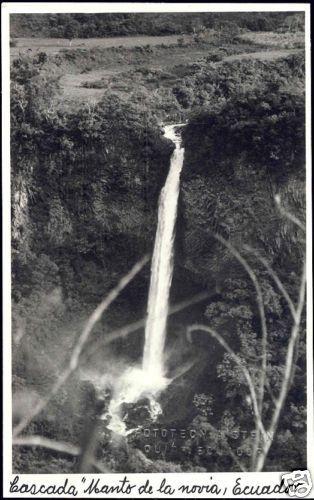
[[10, 34, 186, 56], [59, 45, 216, 103], [60, 46, 303, 104], [239, 31, 304, 49], [11, 33, 304, 106], [61, 70, 120, 102], [224, 48, 302, 62]]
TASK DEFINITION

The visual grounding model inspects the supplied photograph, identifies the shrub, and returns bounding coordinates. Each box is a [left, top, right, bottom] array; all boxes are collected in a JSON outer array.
[[206, 51, 223, 62]]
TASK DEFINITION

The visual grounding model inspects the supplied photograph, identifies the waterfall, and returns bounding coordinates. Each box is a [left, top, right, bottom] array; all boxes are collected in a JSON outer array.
[[105, 123, 185, 435], [143, 124, 185, 380]]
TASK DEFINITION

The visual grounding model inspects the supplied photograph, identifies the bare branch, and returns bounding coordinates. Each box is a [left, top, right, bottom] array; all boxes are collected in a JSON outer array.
[[13, 435, 107, 473], [203, 420, 247, 472], [84, 291, 210, 362], [13, 435, 80, 456], [187, 323, 267, 441], [243, 244, 297, 320], [255, 259, 306, 471], [13, 255, 149, 438], [264, 379, 277, 406], [77, 420, 102, 473], [221, 440, 247, 473], [275, 194, 306, 232], [212, 233, 268, 411], [70, 255, 149, 370]]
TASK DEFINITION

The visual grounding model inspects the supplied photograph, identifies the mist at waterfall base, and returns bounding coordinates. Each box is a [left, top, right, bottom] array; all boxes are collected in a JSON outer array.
[[104, 124, 186, 437]]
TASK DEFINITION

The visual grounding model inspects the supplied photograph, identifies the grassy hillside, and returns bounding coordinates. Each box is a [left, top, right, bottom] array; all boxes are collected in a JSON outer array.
[[10, 29, 304, 110]]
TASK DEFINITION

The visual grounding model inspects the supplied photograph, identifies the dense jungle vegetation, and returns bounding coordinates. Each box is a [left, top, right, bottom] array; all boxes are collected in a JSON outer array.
[[11, 14, 306, 474], [10, 12, 304, 38]]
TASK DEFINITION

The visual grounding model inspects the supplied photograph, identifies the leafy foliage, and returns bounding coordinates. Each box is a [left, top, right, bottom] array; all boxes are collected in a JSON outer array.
[[10, 12, 302, 38]]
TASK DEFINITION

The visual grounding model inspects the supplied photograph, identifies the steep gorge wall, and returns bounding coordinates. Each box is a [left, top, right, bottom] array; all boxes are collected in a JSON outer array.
[[11, 102, 173, 305], [177, 74, 305, 291]]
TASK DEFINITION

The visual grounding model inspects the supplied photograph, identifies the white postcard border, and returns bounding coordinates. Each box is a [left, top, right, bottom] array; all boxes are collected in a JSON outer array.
[[2, 3, 312, 498]]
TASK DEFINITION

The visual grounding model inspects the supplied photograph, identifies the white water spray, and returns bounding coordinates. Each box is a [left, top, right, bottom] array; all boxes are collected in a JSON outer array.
[[143, 124, 185, 379], [106, 123, 185, 435]]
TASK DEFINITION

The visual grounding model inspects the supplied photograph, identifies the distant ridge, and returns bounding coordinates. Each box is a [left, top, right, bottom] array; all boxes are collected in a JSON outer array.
[[10, 12, 301, 39]]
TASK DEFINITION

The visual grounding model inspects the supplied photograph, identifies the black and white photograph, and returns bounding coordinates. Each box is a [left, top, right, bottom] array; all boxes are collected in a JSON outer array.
[[2, 2, 312, 494]]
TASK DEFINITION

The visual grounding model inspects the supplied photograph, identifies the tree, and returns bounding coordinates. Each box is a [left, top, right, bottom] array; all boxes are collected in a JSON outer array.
[[281, 14, 304, 33], [64, 21, 79, 46]]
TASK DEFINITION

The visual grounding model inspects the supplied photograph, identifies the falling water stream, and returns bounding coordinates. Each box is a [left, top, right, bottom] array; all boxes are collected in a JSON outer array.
[[143, 124, 185, 379], [106, 123, 185, 435]]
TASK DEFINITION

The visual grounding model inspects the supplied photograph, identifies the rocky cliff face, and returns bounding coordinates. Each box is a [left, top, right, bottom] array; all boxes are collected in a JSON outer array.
[[11, 95, 174, 302], [178, 76, 305, 288]]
